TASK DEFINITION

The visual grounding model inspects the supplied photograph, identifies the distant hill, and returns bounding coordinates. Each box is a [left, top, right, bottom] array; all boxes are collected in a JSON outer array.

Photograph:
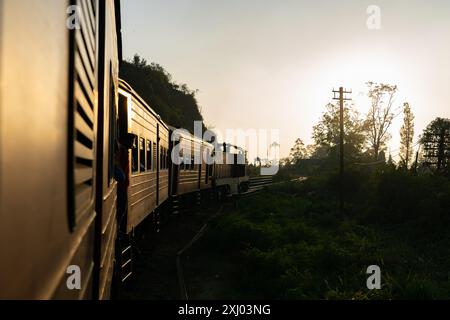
[[120, 55, 205, 134]]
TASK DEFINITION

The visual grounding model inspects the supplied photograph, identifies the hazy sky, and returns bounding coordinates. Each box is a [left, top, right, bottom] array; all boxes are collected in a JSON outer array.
[[121, 0, 450, 160]]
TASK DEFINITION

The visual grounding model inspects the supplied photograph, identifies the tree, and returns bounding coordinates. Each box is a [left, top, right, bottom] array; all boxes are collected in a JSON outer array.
[[312, 102, 367, 159], [365, 82, 398, 160], [387, 153, 396, 167], [121, 54, 205, 134], [288, 138, 307, 164], [420, 117, 450, 171], [132, 54, 148, 68], [399, 102, 415, 168]]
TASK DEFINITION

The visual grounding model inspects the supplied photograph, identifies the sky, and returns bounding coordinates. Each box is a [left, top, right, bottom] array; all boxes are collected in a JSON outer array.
[[121, 0, 450, 161]]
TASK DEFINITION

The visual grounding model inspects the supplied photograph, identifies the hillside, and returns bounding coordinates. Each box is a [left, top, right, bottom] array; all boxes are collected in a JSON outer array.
[[120, 55, 205, 133]]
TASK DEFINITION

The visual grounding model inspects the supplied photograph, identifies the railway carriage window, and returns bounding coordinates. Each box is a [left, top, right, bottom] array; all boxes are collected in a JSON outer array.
[[183, 155, 188, 171], [131, 137, 139, 174], [164, 147, 167, 169], [146, 140, 152, 171], [153, 143, 157, 171], [139, 138, 146, 172], [163, 147, 166, 169], [209, 162, 213, 177], [166, 149, 169, 169], [165, 148, 168, 169], [160, 147, 163, 170]]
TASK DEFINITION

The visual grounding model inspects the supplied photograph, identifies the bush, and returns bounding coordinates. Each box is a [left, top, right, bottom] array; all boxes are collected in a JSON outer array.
[[206, 167, 450, 299]]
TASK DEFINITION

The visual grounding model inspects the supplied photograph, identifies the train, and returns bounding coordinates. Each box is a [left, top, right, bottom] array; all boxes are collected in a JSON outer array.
[[0, 0, 249, 300]]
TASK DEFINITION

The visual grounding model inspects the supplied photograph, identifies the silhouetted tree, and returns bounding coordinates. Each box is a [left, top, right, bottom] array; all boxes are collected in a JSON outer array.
[[288, 138, 307, 164], [387, 153, 396, 168], [365, 82, 398, 160], [120, 54, 205, 134], [420, 117, 450, 171], [399, 102, 415, 168], [312, 102, 366, 159]]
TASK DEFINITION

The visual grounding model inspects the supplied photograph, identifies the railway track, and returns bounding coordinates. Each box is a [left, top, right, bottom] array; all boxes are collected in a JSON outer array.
[[249, 176, 274, 191], [240, 176, 307, 197], [239, 176, 274, 197], [176, 176, 307, 299], [176, 206, 224, 300]]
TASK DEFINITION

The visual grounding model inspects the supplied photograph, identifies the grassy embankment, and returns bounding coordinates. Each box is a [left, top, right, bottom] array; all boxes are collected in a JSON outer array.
[[185, 171, 450, 299]]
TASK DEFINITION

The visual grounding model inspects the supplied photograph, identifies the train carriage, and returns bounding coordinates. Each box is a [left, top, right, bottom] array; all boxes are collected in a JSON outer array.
[[118, 79, 170, 234], [169, 128, 214, 198], [214, 144, 250, 195], [0, 0, 250, 300], [0, 0, 121, 299]]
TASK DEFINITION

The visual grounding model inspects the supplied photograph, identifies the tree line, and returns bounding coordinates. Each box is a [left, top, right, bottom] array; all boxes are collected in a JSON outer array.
[[120, 54, 205, 134], [284, 82, 450, 175]]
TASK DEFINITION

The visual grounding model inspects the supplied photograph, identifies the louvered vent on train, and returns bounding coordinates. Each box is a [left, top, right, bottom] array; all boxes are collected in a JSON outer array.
[[68, 0, 97, 230]]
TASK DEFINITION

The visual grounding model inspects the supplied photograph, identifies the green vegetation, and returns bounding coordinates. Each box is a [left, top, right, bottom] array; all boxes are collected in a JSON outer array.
[[204, 171, 450, 299], [118, 61, 450, 299], [201, 83, 450, 298], [121, 54, 205, 133]]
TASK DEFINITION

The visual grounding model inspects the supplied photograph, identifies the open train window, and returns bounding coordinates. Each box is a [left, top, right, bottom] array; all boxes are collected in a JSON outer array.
[[164, 148, 168, 169], [182, 155, 188, 171], [166, 149, 169, 169], [209, 162, 213, 177], [153, 143, 157, 172], [139, 137, 146, 172], [163, 147, 166, 169], [160, 146, 165, 170], [146, 140, 152, 171], [164, 147, 167, 169], [131, 137, 138, 174]]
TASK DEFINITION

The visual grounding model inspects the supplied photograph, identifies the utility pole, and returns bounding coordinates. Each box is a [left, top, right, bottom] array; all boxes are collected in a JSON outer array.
[[332, 87, 352, 218]]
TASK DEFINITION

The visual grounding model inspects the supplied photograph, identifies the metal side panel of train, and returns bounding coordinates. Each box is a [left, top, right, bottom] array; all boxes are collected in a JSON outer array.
[[169, 128, 214, 197], [214, 145, 250, 194], [0, 0, 121, 300], [94, 0, 122, 300], [118, 80, 170, 234]]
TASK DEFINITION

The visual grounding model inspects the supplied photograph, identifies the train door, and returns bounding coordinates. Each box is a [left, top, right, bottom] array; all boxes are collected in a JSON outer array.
[[156, 123, 160, 205], [198, 144, 202, 189], [205, 148, 210, 185], [169, 135, 179, 195], [93, 0, 120, 300], [117, 92, 129, 232]]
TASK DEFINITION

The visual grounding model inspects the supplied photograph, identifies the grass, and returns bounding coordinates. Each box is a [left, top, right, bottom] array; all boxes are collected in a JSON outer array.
[[191, 176, 450, 299]]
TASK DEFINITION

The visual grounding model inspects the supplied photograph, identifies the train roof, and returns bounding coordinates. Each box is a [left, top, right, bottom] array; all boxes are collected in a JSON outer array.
[[119, 78, 169, 131], [168, 125, 214, 148], [119, 79, 247, 153]]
